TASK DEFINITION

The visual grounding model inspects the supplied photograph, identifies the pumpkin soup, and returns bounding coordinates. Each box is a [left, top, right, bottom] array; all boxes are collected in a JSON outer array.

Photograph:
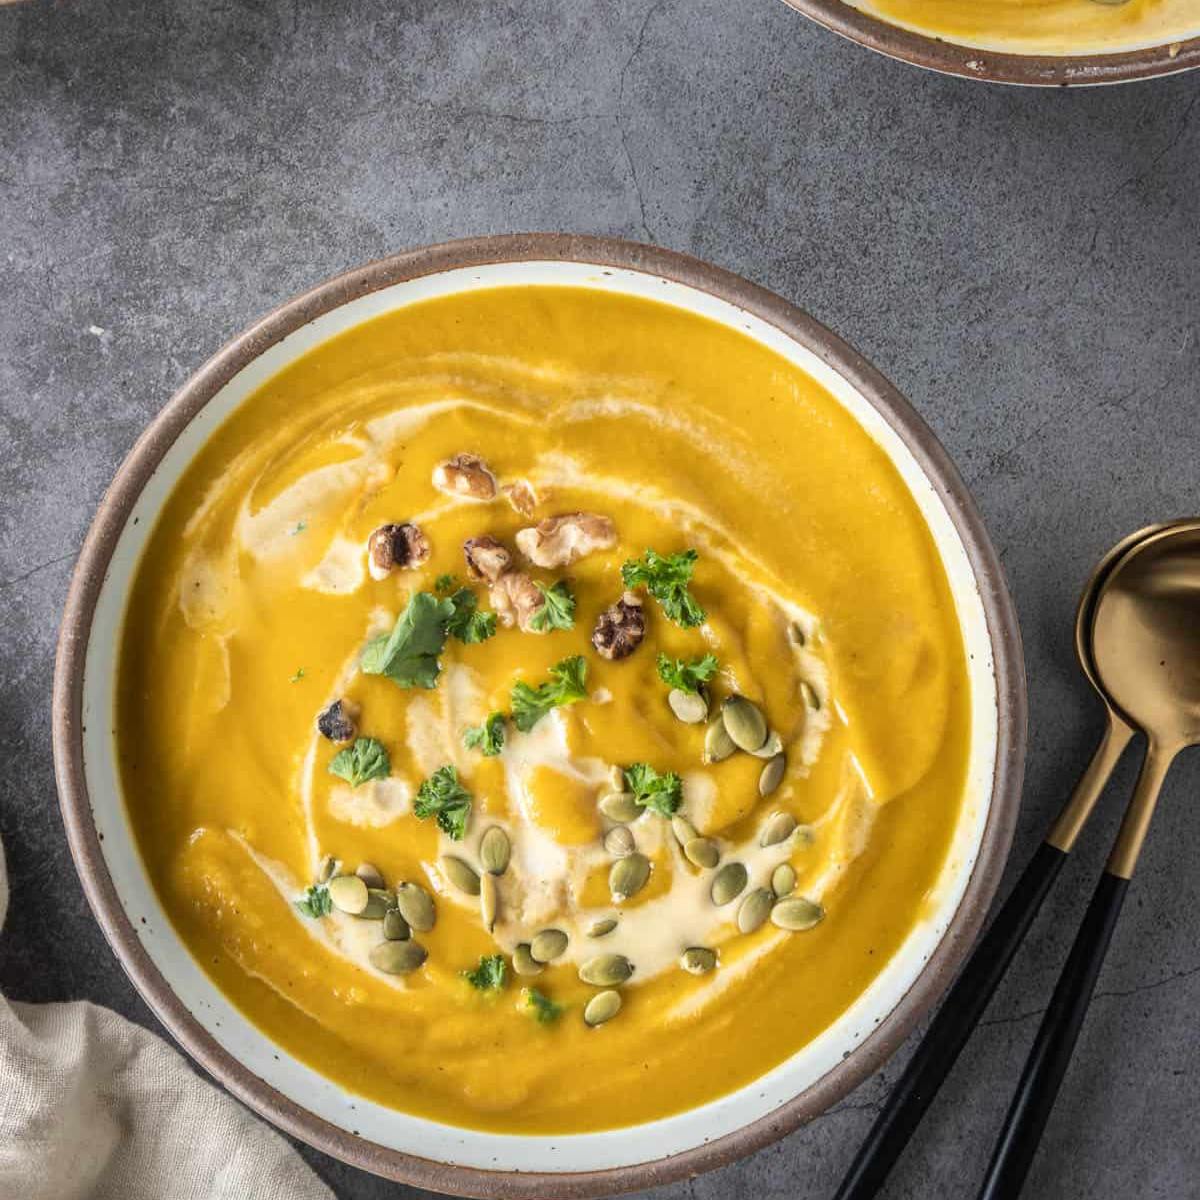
[[117, 285, 971, 1134]]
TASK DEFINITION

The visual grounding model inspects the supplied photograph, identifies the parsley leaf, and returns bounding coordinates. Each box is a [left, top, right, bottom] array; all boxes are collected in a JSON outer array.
[[510, 656, 589, 732], [624, 762, 683, 817], [360, 592, 455, 689], [434, 573, 457, 594], [445, 588, 497, 644], [528, 580, 576, 633], [521, 987, 563, 1024], [289, 666, 306, 683], [463, 711, 506, 756], [621, 549, 705, 628], [328, 737, 391, 788], [295, 884, 332, 918], [656, 653, 718, 694], [414, 765, 473, 840], [464, 954, 507, 991]]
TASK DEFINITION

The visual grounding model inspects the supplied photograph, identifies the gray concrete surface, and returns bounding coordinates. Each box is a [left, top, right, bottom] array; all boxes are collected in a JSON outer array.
[[2, 1, 1199, 1196]]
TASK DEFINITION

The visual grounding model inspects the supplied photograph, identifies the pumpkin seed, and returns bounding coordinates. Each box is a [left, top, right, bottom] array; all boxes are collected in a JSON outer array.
[[383, 909, 410, 940], [792, 824, 815, 848], [668, 688, 708, 724], [703, 716, 736, 764], [670, 814, 698, 846], [356, 887, 393, 920], [749, 730, 784, 760], [512, 943, 543, 976], [369, 939, 426, 975], [722, 695, 768, 751], [480, 872, 499, 932], [579, 953, 634, 986], [480, 826, 511, 875], [327, 874, 369, 915], [737, 888, 774, 934], [441, 855, 481, 896], [317, 854, 337, 884], [598, 791, 641, 823], [799, 680, 821, 711], [530, 928, 568, 963], [759, 753, 787, 798], [609, 852, 651, 901], [771, 863, 797, 897], [772, 896, 825, 931], [680, 946, 717, 974], [588, 917, 618, 938], [607, 764, 626, 791], [684, 836, 720, 869], [604, 826, 635, 858], [355, 861, 385, 890], [710, 861, 748, 906], [584, 990, 622, 1026], [395, 882, 436, 932], [759, 810, 797, 847]]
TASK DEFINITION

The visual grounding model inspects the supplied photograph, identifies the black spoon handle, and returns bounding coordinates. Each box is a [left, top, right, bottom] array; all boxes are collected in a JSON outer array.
[[833, 841, 1067, 1200], [976, 870, 1128, 1200]]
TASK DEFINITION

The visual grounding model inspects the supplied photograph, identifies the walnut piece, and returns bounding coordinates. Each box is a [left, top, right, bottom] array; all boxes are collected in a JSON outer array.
[[489, 571, 546, 633], [502, 479, 539, 517], [316, 698, 360, 743], [515, 512, 617, 569], [431, 453, 497, 501], [367, 523, 430, 580], [592, 591, 646, 660], [463, 535, 513, 583]]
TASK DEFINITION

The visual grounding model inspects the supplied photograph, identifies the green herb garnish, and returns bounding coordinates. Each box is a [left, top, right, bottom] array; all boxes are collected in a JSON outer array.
[[414, 765, 473, 840], [621, 548, 705, 628], [434, 573, 457, 593], [445, 588, 497, 644], [291, 521, 307, 535], [521, 987, 564, 1024], [529, 580, 576, 633], [463, 711, 506, 757], [295, 884, 332, 918], [624, 762, 683, 817], [360, 592, 455, 689], [289, 666, 306, 683], [328, 737, 391, 788], [656, 653, 718, 694], [510, 656, 589, 732], [465, 954, 507, 991]]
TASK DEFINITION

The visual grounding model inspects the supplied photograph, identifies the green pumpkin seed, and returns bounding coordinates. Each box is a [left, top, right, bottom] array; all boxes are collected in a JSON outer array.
[[598, 791, 641, 823], [383, 909, 411, 940], [680, 946, 717, 974], [441, 855, 481, 896], [479, 826, 511, 875], [317, 854, 337, 884], [749, 730, 784, 760], [355, 861, 385, 889], [369, 939, 427, 975], [579, 953, 634, 986], [799, 680, 821, 711], [607, 764, 626, 791], [584, 990, 622, 1026], [670, 814, 698, 846], [668, 688, 708, 724], [355, 887, 393, 920], [722, 695, 768, 752], [759, 753, 787, 798], [480, 872, 499, 932], [711, 861, 748, 906], [395, 882, 436, 932], [609, 852, 651, 901], [760, 810, 797, 847], [604, 826, 635, 857], [684, 836, 720, 869], [588, 917, 618, 938], [792, 824, 816, 848], [703, 716, 736, 764], [771, 863, 797, 897], [327, 874, 369, 915], [772, 896, 825, 931], [530, 928, 568, 963], [737, 888, 774, 934], [512, 943, 543, 976]]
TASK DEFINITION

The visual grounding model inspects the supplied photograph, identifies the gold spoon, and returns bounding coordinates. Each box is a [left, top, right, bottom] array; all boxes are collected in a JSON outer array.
[[978, 519, 1200, 1198]]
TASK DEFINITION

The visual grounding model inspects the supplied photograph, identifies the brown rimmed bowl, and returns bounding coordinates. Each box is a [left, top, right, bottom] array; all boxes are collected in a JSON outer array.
[[781, 0, 1200, 85], [53, 235, 1026, 1197]]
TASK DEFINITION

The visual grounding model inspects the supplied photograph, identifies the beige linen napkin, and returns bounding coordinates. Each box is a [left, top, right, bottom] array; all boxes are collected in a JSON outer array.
[[0, 837, 334, 1200]]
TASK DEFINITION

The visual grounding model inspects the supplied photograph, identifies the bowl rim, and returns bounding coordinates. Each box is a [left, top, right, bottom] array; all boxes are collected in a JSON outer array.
[[52, 234, 1027, 1198], [779, 0, 1200, 85]]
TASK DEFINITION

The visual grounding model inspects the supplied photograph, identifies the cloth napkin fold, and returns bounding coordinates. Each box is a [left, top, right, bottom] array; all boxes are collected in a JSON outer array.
[[0, 836, 334, 1200]]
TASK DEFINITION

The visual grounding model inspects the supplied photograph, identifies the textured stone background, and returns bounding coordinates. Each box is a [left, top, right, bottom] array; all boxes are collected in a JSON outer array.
[[2, 1, 1199, 1196]]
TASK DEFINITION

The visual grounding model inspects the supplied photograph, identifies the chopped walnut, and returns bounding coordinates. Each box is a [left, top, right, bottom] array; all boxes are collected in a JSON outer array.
[[592, 591, 645, 660], [316, 698, 360, 743], [502, 479, 539, 517], [463, 535, 513, 583], [431, 453, 497, 501], [366, 523, 430, 580], [515, 512, 617, 569], [489, 571, 546, 633]]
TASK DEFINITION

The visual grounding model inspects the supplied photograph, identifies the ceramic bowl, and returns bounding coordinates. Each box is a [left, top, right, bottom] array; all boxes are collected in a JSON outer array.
[[781, 0, 1200, 85], [53, 235, 1026, 1197]]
